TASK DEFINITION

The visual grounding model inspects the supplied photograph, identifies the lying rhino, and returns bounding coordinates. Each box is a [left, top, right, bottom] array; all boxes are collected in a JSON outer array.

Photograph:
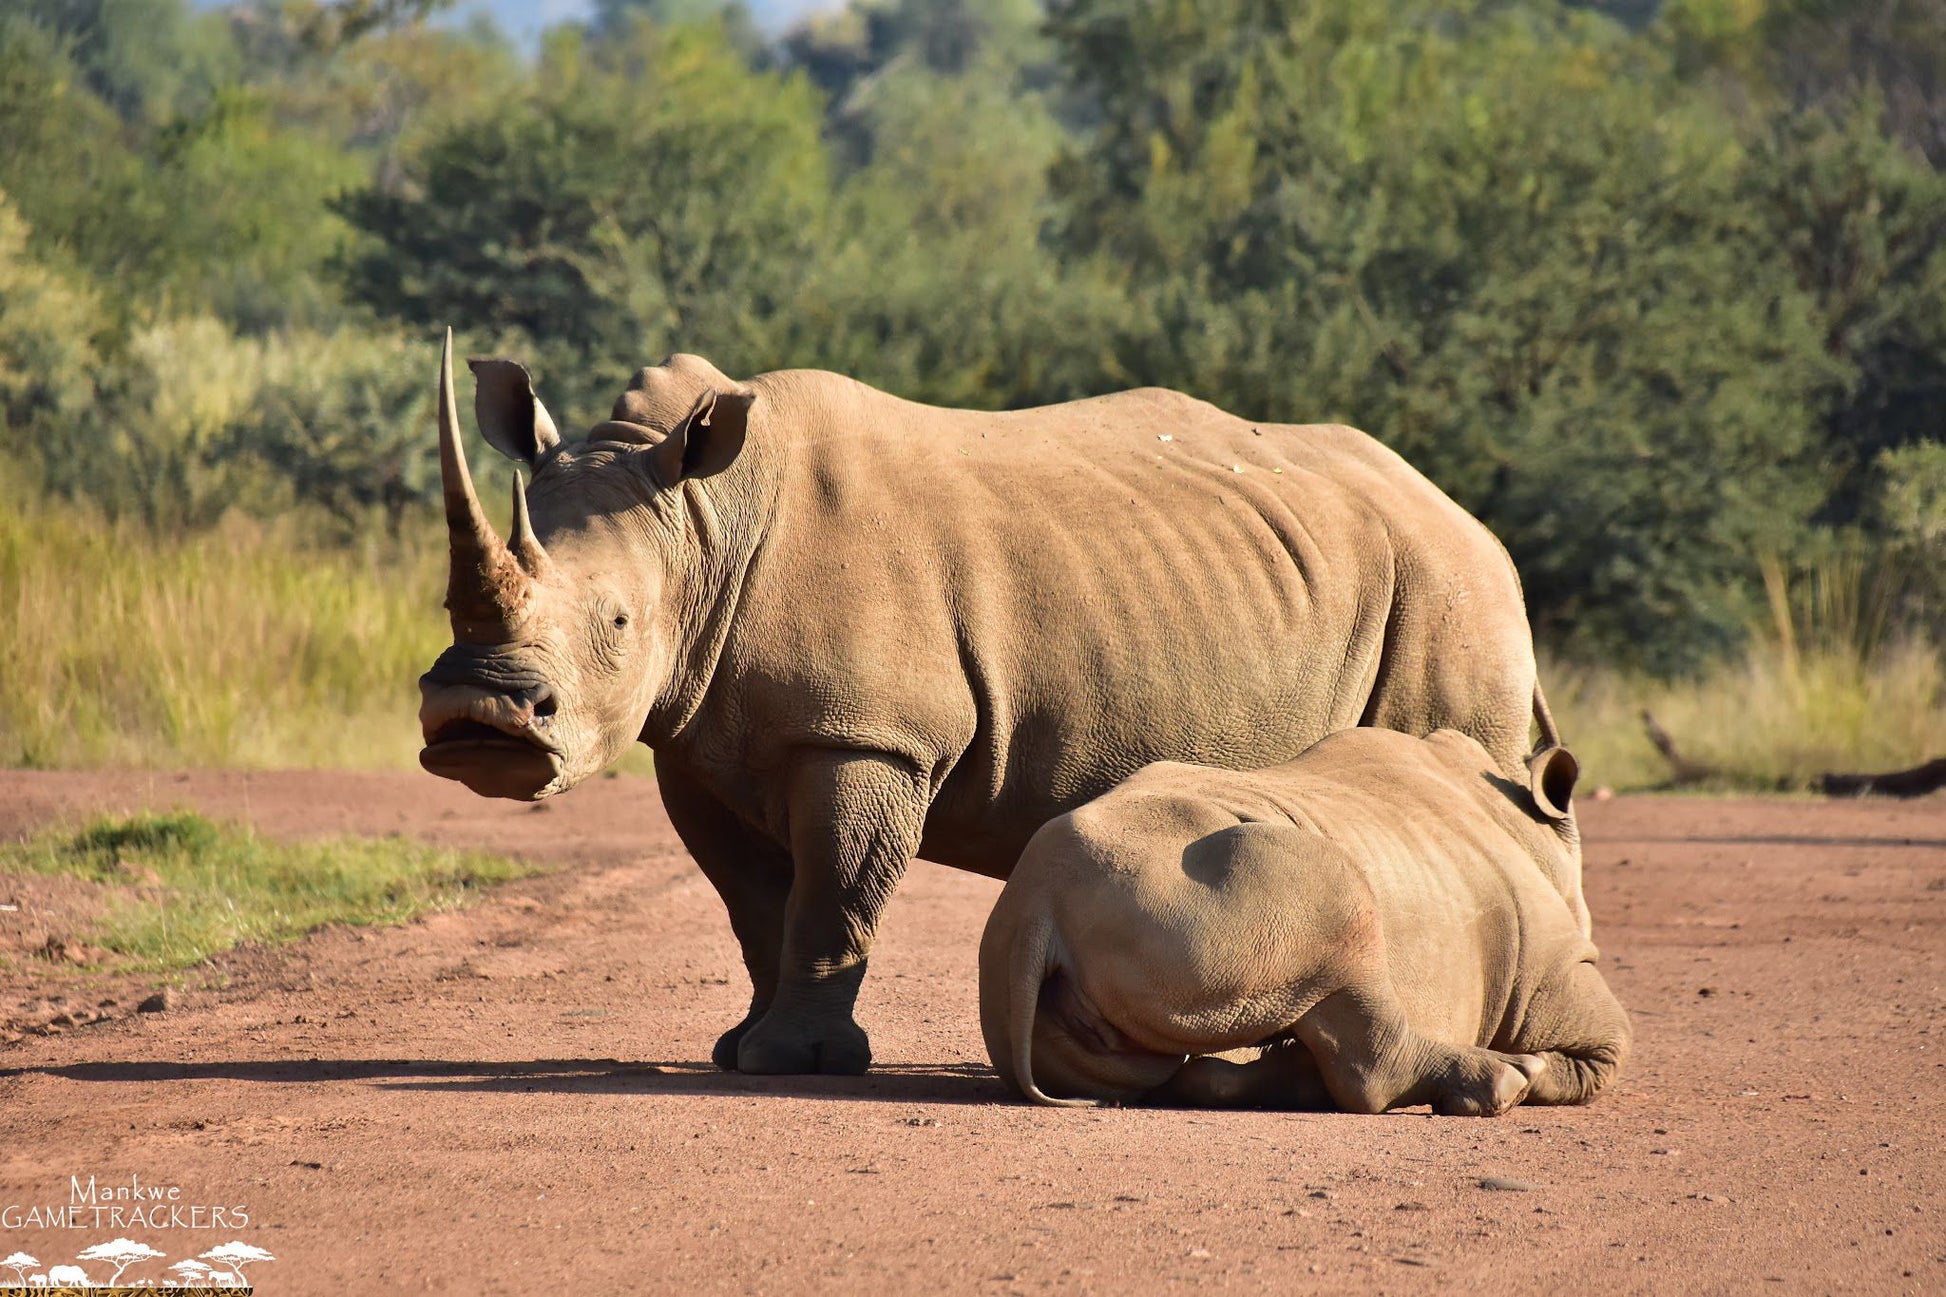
[[415, 333, 1570, 1075], [979, 728, 1629, 1112]]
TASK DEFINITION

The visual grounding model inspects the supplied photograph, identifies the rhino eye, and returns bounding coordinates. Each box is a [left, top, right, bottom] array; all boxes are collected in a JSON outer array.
[[612, 613, 629, 630]]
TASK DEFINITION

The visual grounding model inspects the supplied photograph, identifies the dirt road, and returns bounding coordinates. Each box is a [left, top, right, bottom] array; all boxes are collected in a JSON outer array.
[[0, 769, 1941, 1293]]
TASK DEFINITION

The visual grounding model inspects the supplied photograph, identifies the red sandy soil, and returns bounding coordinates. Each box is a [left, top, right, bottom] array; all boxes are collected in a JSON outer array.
[[0, 768, 1941, 1294]]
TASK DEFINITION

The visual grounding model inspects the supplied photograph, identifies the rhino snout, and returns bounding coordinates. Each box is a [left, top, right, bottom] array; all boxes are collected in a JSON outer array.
[[421, 642, 551, 694]]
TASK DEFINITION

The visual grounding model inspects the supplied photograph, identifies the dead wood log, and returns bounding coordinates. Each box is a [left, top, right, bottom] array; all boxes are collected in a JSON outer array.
[[1640, 711, 1945, 797], [1814, 758, 1946, 799]]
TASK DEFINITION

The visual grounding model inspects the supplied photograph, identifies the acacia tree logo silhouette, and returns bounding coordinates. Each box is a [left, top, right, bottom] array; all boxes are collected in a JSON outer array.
[[167, 1258, 215, 1285], [197, 1242, 274, 1283], [0, 1236, 273, 1289], [75, 1239, 165, 1285]]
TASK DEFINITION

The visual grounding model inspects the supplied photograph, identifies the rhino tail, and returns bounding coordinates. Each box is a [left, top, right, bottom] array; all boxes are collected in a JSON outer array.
[[1532, 680, 1562, 754], [1009, 915, 1097, 1109]]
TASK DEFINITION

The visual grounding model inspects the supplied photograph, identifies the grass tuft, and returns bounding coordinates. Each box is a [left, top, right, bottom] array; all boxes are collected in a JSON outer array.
[[72, 809, 225, 858], [1549, 547, 1946, 791], [3, 811, 538, 970]]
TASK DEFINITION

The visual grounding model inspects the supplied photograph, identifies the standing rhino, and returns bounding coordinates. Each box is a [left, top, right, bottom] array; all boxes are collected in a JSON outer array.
[[978, 728, 1628, 1112], [415, 332, 1570, 1074]]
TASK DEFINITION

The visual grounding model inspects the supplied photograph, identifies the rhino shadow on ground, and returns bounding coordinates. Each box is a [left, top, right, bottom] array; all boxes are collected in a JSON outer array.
[[1, 1057, 1008, 1105]]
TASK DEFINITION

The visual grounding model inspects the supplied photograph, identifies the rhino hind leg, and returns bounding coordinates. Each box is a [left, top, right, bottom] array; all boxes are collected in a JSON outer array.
[[1523, 1046, 1622, 1107], [1154, 1044, 1336, 1110], [1427, 1047, 1547, 1117], [1507, 961, 1632, 1106], [1295, 987, 1543, 1117]]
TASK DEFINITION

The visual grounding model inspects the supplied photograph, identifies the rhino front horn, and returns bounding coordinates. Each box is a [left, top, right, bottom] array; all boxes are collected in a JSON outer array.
[[437, 328, 529, 638]]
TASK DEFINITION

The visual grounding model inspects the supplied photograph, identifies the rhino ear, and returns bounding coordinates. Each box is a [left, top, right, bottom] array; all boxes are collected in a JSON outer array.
[[1528, 746, 1579, 821], [652, 387, 754, 485], [468, 358, 561, 468]]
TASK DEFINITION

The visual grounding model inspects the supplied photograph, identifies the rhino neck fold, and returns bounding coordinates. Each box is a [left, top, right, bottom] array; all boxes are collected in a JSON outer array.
[[637, 460, 774, 752]]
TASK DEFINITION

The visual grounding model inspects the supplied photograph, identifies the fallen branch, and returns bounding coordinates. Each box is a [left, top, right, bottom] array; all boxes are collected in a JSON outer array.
[[1814, 758, 1946, 799], [1640, 710, 1719, 787], [1639, 711, 1946, 797]]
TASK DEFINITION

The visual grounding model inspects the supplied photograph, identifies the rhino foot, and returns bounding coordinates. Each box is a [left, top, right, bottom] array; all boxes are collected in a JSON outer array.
[[735, 1013, 872, 1076], [712, 1009, 767, 1071], [1432, 1050, 1544, 1117]]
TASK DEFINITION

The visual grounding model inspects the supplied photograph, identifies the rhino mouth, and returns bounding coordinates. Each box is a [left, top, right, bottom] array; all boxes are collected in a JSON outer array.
[[418, 686, 564, 800], [424, 716, 551, 749]]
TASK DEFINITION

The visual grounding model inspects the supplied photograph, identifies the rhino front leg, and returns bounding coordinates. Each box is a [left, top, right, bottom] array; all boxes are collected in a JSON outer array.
[[656, 765, 795, 1069], [734, 750, 928, 1076]]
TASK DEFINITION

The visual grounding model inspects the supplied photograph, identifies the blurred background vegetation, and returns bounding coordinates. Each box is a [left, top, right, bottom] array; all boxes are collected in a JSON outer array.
[[3, 0, 1944, 788]]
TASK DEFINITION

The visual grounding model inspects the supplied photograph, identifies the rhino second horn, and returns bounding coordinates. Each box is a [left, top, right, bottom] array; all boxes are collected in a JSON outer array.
[[437, 328, 528, 636], [509, 471, 551, 577]]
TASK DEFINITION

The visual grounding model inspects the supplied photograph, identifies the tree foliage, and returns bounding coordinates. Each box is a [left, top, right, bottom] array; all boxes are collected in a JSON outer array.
[[1042, 0, 1851, 665], [1, 0, 1942, 671], [339, 18, 830, 420], [1743, 97, 1946, 523]]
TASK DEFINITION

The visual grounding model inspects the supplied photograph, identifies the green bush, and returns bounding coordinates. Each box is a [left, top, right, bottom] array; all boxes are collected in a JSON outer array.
[[0, 191, 100, 435], [19, 312, 442, 533], [221, 326, 441, 530], [781, 31, 1119, 409], [1044, 0, 1846, 669]]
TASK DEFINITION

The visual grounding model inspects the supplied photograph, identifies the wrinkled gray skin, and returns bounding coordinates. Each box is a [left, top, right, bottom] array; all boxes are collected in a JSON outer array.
[[979, 729, 1630, 1114], [416, 333, 1572, 1075]]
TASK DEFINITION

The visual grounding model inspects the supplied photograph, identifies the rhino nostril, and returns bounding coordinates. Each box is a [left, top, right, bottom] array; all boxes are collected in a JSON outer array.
[[533, 689, 558, 720]]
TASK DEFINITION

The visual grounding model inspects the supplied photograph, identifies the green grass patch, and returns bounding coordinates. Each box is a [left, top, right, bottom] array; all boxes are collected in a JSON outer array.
[[3, 811, 538, 971]]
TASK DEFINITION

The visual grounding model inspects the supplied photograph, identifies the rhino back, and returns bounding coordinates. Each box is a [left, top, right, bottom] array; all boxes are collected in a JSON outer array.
[[1113, 733, 1588, 1047], [680, 372, 1528, 873]]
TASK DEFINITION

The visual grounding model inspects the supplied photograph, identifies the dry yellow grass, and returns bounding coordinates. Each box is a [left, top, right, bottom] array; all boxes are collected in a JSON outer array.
[[1547, 549, 1946, 791], [7, 499, 1940, 790], [1546, 640, 1946, 793], [2, 500, 447, 768], [2, 499, 658, 775]]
